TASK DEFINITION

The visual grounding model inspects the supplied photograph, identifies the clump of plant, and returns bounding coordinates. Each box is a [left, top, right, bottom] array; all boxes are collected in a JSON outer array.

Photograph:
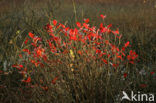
[[1, 15, 140, 102]]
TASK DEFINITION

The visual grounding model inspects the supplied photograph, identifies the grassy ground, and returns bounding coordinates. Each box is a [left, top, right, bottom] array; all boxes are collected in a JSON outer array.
[[0, 0, 156, 102]]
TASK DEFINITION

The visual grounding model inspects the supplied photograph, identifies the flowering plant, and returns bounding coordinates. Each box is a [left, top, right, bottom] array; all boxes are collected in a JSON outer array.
[[12, 15, 138, 87]]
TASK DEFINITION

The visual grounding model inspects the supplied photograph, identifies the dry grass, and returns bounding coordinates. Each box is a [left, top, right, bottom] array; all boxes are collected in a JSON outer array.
[[0, 0, 156, 102]]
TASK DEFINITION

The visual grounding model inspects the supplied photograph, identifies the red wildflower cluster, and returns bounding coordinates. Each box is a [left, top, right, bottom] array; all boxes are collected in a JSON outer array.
[[11, 15, 139, 90], [127, 50, 138, 64]]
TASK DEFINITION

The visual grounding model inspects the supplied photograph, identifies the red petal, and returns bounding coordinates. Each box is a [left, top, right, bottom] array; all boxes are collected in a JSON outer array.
[[102, 59, 108, 64], [150, 71, 154, 75], [76, 22, 81, 28], [24, 38, 29, 44], [100, 14, 106, 19], [52, 77, 58, 84], [124, 41, 130, 47], [22, 76, 31, 83], [123, 73, 127, 78], [84, 18, 89, 23], [28, 32, 34, 39], [53, 20, 57, 26]]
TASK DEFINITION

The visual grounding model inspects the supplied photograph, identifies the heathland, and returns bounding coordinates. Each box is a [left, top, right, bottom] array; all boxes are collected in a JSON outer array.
[[0, 0, 155, 102]]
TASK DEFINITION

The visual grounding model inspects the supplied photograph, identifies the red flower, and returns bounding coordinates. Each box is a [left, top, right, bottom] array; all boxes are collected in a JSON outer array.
[[22, 76, 31, 83], [100, 23, 103, 29], [83, 23, 89, 29], [56, 23, 61, 29], [100, 14, 106, 20], [122, 47, 125, 51], [12, 64, 23, 70], [123, 73, 127, 78], [112, 29, 119, 35], [113, 64, 119, 68], [45, 23, 52, 31], [53, 20, 57, 26], [76, 22, 81, 28], [84, 18, 89, 23], [127, 50, 138, 63], [150, 71, 155, 75], [52, 77, 58, 84], [36, 48, 44, 57], [19, 54, 22, 58], [77, 50, 82, 55], [23, 49, 31, 54], [30, 60, 39, 67], [102, 59, 108, 64], [117, 55, 123, 60], [41, 86, 48, 91], [33, 37, 41, 44], [28, 32, 34, 39], [24, 38, 29, 44], [124, 41, 130, 48], [31, 43, 37, 47], [96, 49, 101, 54], [105, 40, 109, 45], [107, 24, 112, 28], [69, 35, 77, 41]]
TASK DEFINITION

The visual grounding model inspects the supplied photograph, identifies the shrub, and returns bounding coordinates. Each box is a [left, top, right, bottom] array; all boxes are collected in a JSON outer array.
[[1, 15, 140, 103]]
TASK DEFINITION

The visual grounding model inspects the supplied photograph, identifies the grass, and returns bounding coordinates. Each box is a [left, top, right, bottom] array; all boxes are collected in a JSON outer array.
[[0, 0, 156, 102]]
